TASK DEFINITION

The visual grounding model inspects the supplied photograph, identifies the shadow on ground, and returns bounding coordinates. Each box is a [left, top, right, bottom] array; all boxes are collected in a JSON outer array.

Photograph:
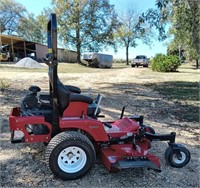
[[144, 81, 199, 122]]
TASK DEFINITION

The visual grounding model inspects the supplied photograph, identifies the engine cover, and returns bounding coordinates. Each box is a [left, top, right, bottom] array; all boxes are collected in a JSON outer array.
[[106, 117, 140, 138]]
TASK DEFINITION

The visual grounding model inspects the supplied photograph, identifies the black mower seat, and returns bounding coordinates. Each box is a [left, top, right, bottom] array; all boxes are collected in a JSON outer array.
[[57, 77, 81, 94], [57, 79, 100, 116], [48, 70, 101, 116], [69, 93, 93, 104], [57, 80, 70, 114], [65, 85, 81, 94], [68, 93, 100, 116]]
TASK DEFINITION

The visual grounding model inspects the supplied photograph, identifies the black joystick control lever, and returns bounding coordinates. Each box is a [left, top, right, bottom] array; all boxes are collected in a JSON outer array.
[[104, 122, 112, 128]]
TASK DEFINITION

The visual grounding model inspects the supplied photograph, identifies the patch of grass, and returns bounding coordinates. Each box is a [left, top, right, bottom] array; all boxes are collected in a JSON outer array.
[[145, 81, 199, 122], [0, 62, 128, 74], [0, 64, 48, 73], [0, 79, 10, 93], [58, 63, 99, 73], [148, 81, 199, 101], [112, 62, 130, 69]]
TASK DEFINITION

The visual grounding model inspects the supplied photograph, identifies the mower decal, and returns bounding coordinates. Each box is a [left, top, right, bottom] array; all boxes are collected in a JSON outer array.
[[89, 125, 99, 129], [48, 48, 52, 53]]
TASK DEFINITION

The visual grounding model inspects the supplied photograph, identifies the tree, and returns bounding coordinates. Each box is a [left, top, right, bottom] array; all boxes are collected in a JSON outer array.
[[52, 0, 119, 63], [187, 0, 200, 58], [143, 0, 200, 68], [17, 13, 42, 43], [167, 41, 185, 63], [35, 8, 52, 45], [16, 8, 51, 44], [115, 7, 153, 65], [0, 0, 26, 34], [0, 0, 51, 44], [168, 0, 199, 68]]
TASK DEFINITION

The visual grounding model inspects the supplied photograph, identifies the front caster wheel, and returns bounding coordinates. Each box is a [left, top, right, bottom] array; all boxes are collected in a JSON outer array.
[[165, 146, 190, 168], [45, 131, 96, 180]]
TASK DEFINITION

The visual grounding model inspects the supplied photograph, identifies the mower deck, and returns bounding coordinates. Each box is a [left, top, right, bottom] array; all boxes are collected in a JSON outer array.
[[100, 143, 161, 172]]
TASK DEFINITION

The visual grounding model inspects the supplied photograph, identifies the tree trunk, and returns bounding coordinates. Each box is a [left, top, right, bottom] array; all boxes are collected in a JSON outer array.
[[76, 27, 81, 63], [77, 43, 81, 63], [187, 0, 200, 64], [126, 45, 129, 65], [196, 59, 199, 69]]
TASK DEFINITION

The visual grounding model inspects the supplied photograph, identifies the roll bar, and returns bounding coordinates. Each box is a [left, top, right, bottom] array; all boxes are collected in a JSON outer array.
[[47, 13, 57, 66], [47, 13, 60, 134]]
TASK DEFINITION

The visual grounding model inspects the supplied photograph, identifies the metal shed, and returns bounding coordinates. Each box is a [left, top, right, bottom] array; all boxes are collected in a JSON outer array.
[[0, 34, 77, 62]]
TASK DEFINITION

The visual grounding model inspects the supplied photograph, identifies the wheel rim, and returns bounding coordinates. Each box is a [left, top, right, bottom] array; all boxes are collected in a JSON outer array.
[[172, 151, 186, 164], [58, 146, 87, 173]]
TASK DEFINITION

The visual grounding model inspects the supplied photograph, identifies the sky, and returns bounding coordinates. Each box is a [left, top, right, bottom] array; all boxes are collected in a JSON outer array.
[[16, 0, 168, 60]]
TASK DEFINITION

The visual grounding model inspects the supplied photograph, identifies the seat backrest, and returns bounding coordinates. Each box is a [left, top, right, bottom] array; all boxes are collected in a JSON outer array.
[[48, 70, 71, 115], [57, 79, 71, 115]]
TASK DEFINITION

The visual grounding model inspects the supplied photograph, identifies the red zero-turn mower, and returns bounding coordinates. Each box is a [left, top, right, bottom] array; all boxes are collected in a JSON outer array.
[[9, 14, 190, 180]]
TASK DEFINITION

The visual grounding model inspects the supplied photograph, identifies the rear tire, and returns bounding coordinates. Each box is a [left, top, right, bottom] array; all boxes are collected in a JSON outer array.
[[45, 131, 96, 180]]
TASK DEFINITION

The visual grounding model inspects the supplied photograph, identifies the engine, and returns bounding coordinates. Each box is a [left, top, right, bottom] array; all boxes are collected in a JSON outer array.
[[21, 85, 41, 109], [22, 93, 40, 109], [20, 85, 50, 135]]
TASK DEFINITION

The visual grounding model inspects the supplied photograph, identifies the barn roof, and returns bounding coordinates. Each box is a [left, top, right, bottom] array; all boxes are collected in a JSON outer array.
[[0, 34, 25, 45]]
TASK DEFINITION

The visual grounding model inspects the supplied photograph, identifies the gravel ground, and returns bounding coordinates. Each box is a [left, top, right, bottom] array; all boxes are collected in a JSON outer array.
[[0, 67, 199, 187]]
